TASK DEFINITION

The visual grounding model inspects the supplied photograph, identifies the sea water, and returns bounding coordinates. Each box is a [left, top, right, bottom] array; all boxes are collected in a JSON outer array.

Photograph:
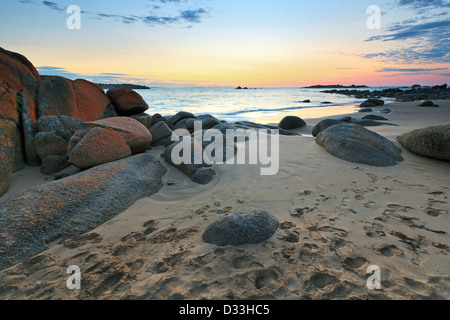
[[133, 87, 395, 123]]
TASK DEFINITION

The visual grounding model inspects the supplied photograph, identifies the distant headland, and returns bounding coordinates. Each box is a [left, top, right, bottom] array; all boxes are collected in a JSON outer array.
[[305, 85, 369, 89], [96, 83, 151, 90]]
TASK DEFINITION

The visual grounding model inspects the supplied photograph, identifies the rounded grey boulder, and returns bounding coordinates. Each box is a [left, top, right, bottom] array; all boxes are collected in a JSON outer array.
[[316, 123, 403, 166], [202, 208, 278, 246], [278, 116, 306, 130]]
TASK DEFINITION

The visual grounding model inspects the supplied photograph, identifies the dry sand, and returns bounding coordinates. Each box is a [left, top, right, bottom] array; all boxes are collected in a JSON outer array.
[[0, 100, 449, 300]]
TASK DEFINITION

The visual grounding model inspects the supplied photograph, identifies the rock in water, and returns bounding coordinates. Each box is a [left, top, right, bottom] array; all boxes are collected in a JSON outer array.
[[278, 116, 306, 130], [68, 127, 132, 169], [0, 130, 14, 197], [316, 124, 403, 166], [202, 208, 278, 246], [398, 125, 450, 161], [106, 87, 149, 116], [0, 154, 166, 270]]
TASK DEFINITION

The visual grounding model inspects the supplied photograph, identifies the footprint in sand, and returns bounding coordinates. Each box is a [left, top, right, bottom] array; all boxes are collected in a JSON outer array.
[[364, 201, 376, 208], [299, 243, 321, 264], [309, 272, 338, 289], [255, 267, 279, 289], [63, 232, 103, 249], [343, 256, 368, 270], [92, 271, 125, 298], [377, 244, 403, 257]]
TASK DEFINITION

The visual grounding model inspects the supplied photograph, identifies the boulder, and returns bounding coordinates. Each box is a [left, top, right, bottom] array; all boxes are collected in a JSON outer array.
[[37, 115, 88, 141], [0, 47, 40, 125], [312, 119, 343, 137], [68, 127, 132, 169], [150, 121, 176, 147], [34, 132, 68, 160], [381, 109, 392, 114], [0, 48, 40, 166], [359, 108, 373, 113], [0, 130, 14, 197], [202, 208, 279, 246], [90, 117, 152, 154], [0, 153, 166, 270], [169, 111, 196, 129], [40, 155, 70, 175], [196, 114, 221, 130], [0, 119, 25, 172], [398, 125, 450, 161], [359, 99, 384, 108], [106, 87, 149, 116], [37, 76, 109, 121], [129, 113, 152, 129], [418, 101, 439, 108], [150, 113, 167, 127], [316, 124, 403, 166], [278, 116, 306, 130]]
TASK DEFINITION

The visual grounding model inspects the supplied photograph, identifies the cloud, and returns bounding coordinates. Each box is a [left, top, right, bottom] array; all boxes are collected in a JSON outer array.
[[42, 1, 65, 12], [397, 0, 450, 9]]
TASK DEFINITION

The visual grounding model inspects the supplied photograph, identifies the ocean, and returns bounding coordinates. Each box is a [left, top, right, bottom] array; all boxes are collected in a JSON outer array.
[[134, 87, 395, 124]]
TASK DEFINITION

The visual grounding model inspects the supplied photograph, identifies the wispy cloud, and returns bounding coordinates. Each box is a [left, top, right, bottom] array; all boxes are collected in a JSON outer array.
[[17, 0, 211, 27], [363, 1, 450, 65]]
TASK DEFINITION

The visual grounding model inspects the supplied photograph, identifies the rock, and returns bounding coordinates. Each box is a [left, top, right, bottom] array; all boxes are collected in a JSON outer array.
[[321, 101, 332, 104], [0, 130, 14, 197], [150, 121, 176, 147], [419, 101, 439, 107], [37, 76, 109, 121], [0, 153, 166, 270], [301, 100, 311, 103], [101, 104, 119, 119], [202, 208, 278, 246], [367, 99, 385, 106], [381, 109, 392, 114], [90, 117, 152, 154], [312, 119, 343, 137], [361, 115, 389, 121], [106, 87, 149, 116], [0, 48, 40, 166], [169, 111, 196, 129], [129, 113, 152, 129], [316, 124, 403, 166], [191, 167, 216, 185], [398, 125, 450, 161], [0, 119, 25, 172], [348, 119, 396, 127], [150, 113, 167, 127], [278, 116, 306, 130], [40, 155, 69, 175], [0, 47, 40, 125], [68, 127, 132, 169], [196, 114, 221, 130], [338, 116, 352, 122], [359, 108, 373, 113], [34, 132, 68, 160], [37, 115, 88, 141], [164, 135, 211, 176], [359, 99, 384, 108]]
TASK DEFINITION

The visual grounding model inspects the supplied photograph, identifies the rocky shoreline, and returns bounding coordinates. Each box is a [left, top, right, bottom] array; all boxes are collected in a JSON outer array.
[[321, 84, 450, 102]]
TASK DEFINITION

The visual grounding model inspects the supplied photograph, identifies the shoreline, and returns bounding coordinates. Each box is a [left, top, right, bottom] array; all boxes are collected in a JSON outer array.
[[1, 100, 449, 300]]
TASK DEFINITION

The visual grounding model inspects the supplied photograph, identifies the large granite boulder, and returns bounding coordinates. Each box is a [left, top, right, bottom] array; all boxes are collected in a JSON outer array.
[[38, 76, 110, 121], [34, 132, 68, 160], [316, 124, 403, 166], [90, 117, 152, 154], [0, 154, 166, 270], [106, 87, 149, 116], [150, 121, 176, 147], [398, 125, 450, 161], [0, 130, 14, 197], [68, 127, 132, 169], [0, 48, 41, 166], [202, 208, 279, 246], [37, 115, 88, 142]]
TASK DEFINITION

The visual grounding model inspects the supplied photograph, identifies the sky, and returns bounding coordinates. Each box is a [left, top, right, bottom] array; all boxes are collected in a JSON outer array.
[[1, 0, 449, 87]]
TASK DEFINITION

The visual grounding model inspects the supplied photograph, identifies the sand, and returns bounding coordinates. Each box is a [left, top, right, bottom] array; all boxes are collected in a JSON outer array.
[[0, 100, 449, 300]]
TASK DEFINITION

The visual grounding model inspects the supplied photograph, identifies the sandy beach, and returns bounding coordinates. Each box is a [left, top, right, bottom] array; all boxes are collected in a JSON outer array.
[[1, 100, 448, 300]]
